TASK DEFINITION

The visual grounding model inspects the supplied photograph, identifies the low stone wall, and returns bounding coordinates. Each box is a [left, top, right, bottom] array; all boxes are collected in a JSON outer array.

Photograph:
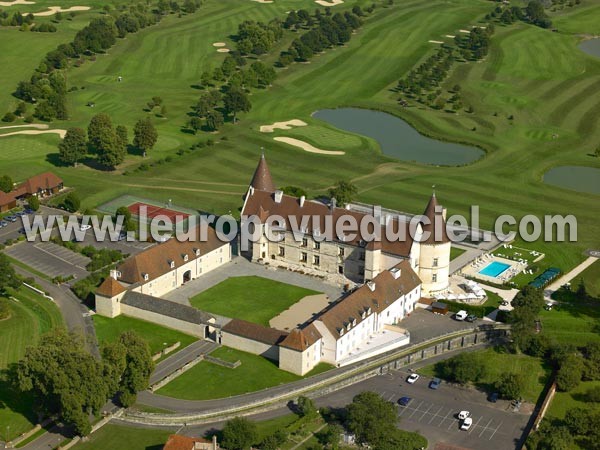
[[152, 341, 181, 361], [121, 303, 205, 338], [150, 355, 205, 392], [204, 355, 241, 369], [123, 326, 509, 426], [7, 418, 53, 448], [57, 436, 80, 450]]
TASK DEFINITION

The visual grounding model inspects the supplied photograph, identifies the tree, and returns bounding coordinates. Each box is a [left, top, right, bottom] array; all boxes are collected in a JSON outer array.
[[0, 253, 19, 294], [496, 372, 526, 400], [200, 71, 212, 88], [115, 125, 128, 153], [0, 175, 13, 193], [28, 196, 40, 211], [115, 206, 134, 231], [16, 329, 110, 436], [316, 424, 343, 449], [438, 352, 486, 384], [59, 127, 87, 166], [260, 430, 287, 450], [222, 417, 258, 450], [133, 118, 158, 152], [556, 354, 584, 391], [114, 331, 154, 406], [96, 127, 124, 168], [88, 113, 114, 151], [61, 191, 81, 213], [536, 425, 574, 450], [297, 395, 317, 417], [223, 86, 251, 123], [346, 391, 398, 447], [281, 186, 307, 197], [205, 110, 224, 131], [189, 117, 203, 134], [327, 180, 358, 207]]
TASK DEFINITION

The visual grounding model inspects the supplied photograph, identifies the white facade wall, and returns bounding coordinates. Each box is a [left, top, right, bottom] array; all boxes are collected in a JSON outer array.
[[95, 291, 126, 318], [133, 244, 230, 298], [279, 339, 322, 375], [418, 242, 451, 294], [313, 321, 337, 364]]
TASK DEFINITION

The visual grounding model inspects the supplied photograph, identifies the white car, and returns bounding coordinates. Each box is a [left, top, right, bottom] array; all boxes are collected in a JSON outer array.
[[407, 374, 420, 384], [458, 411, 470, 420], [455, 310, 468, 321], [79, 224, 92, 231], [460, 417, 473, 431]]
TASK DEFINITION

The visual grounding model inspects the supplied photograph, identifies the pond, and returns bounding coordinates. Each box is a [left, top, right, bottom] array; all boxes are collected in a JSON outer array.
[[312, 108, 484, 165], [543, 166, 600, 195], [579, 38, 600, 59]]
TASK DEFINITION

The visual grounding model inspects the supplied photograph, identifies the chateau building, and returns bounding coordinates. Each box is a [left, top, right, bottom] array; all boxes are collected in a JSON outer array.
[[241, 154, 451, 296]]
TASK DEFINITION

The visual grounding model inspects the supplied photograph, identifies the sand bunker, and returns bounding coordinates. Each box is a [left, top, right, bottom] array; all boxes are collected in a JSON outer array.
[[274, 137, 345, 155], [251, 0, 273, 3], [212, 42, 226, 47], [315, 0, 343, 6], [445, 34, 455, 38], [259, 119, 307, 133], [0, 0, 35, 6], [33, 6, 90, 17], [459, 29, 471, 33], [217, 48, 230, 53], [0, 129, 66, 138], [428, 40, 443, 44]]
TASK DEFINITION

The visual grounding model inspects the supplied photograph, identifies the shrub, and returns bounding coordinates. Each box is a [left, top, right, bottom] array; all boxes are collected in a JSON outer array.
[[2, 112, 16, 122], [0, 298, 10, 320]]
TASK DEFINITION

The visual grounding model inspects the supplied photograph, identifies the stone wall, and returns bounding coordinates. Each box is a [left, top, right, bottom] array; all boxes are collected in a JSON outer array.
[[121, 303, 205, 338], [221, 331, 279, 361]]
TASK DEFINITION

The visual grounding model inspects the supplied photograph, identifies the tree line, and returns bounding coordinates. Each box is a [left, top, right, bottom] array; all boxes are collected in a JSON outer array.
[[9, 0, 202, 122], [59, 113, 157, 169]]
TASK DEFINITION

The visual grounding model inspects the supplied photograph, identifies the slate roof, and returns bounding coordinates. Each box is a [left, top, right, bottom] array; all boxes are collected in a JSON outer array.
[[121, 291, 213, 325], [314, 260, 421, 338], [221, 319, 289, 346], [250, 153, 275, 192], [420, 193, 450, 244], [116, 226, 228, 284]]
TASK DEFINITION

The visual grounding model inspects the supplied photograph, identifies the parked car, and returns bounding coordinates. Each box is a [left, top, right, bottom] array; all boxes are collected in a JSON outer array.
[[6, 216, 17, 222], [460, 417, 473, 430], [0, 221, 6, 227], [501, 300, 510, 306], [454, 310, 468, 321], [429, 378, 442, 390], [398, 396, 412, 406], [458, 411, 470, 420], [544, 302, 553, 311], [488, 392, 499, 403], [466, 314, 478, 322], [407, 373, 420, 384]]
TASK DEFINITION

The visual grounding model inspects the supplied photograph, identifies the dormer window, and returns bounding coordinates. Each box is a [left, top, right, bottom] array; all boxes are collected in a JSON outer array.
[[367, 307, 372, 315], [352, 318, 357, 327], [183, 254, 189, 262], [361, 311, 366, 319], [143, 273, 149, 281], [339, 328, 344, 336], [168, 260, 175, 269], [193, 248, 200, 256]]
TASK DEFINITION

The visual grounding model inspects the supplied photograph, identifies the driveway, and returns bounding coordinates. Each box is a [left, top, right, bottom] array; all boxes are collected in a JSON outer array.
[[401, 309, 478, 345]]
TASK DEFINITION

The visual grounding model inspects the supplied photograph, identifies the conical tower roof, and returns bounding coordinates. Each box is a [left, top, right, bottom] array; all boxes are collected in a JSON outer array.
[[420, 193, 450, 244], [250, 153, 275, 192]]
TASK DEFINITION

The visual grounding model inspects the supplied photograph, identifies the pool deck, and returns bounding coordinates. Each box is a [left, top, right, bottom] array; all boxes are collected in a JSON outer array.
[[460, 254, 526, 284]]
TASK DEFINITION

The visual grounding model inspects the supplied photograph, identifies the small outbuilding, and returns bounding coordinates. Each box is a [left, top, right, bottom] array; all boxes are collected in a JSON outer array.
[[431, 301, 448, 315]]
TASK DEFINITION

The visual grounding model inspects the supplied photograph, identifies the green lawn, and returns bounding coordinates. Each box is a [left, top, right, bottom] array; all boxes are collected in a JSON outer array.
[[91, 314, 197, 355], [189, 276, 319, 326], [0, 288, 64, 440], [272, 124, 369, 151], [75, 424, 171, 450], [540, 294, 600, 346], [570, 260, 600, 298], [450, 246, 466, 261], [546, 380, 600, 420], [419, 347, 551, 402], [156, 346, 333, 400]]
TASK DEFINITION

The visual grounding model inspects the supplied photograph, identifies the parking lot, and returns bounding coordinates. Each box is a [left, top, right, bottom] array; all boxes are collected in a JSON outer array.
[[5, 241, 91, 279], [317, 369, 530, 450]]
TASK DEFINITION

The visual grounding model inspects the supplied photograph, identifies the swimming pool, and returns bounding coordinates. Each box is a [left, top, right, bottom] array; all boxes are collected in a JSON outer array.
[[479, 261, 511, 278]]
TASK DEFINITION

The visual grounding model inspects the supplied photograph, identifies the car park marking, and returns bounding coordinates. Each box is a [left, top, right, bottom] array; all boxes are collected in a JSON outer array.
[[439, 408, 452, 427], [480, 418, 494, 437], [469, 416, 483, 434], [408, 401, 423, 418], [489, 422, 502, 440], [420, 404, 433, 421], [429, 406, 444, 424]]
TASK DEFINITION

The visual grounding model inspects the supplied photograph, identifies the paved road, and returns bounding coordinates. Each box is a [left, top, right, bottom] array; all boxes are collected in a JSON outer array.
[[13, 266, 99, 358], [6, 241, 90, 280], [150, 341, 219, 385], [544, 256, 598, 301]]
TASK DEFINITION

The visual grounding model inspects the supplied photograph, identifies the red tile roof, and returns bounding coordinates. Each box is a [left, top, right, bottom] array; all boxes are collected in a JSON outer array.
[[250, 154, 275, 192], [96, 277, 127, 297], [163, 434, 212, 450], [242, 190, 414, 257], [17, 172, 63, 195], [315, 260, 421, 338], [222, 319, 289, 345], [420, 193, 450, 244], [116, 227, 228, 285], [280, 323, 322, 352]]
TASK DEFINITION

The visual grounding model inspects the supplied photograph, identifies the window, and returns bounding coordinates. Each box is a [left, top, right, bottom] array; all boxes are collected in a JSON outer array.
[[339, 247, 345, 257], [433, 257, 438, 267], [314, 241, 320, 250], [302, 238, 308, 247], [301, 252, 308, 262], [432, 273, 437, 282], [278, 246, 285, 257], [338, 265, 344, 274], [313, 255, 320, 266], [359, 251, 365, 261]]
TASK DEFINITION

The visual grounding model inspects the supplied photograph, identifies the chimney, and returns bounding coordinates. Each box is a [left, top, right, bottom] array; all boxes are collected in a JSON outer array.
[[299, 195, 305, 207], [110, 269, 119, 280], [330, 197, 337, 212], [249, 186, 255, 196], [212, 435, 218, 450], [391, 268, 401, 279], [367, 281, 376, 292], [274, 190, 283, 203]]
